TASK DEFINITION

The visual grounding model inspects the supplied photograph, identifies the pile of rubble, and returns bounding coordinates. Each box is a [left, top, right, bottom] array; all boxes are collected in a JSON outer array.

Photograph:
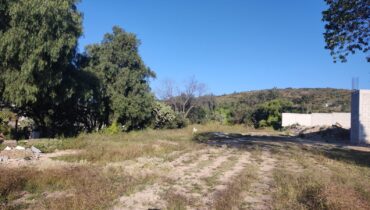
[[286, 123, 350, 142], [0, 144, 42, 162]]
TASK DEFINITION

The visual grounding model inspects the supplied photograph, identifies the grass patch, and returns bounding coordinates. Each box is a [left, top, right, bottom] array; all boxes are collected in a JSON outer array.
[[202, 155, 238, 187], [0, 165, 157, 210], [26, 138, 87, 153], [163, 191, 189, 210], [212, 164, 258, 210], [2, 124, 369, 209], [272, 145, 370, 210]]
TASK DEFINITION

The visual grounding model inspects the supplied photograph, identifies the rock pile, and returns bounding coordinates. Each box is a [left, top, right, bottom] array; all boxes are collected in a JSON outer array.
[[0, 145, 42, 163]]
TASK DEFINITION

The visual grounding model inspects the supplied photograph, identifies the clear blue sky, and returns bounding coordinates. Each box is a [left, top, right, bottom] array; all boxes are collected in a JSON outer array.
[[78, 0, 369, 95]]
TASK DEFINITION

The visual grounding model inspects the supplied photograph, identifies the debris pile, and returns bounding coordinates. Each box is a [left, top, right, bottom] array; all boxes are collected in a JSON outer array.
[[286, 124, 350, 142], [0, 145, 42, 163]]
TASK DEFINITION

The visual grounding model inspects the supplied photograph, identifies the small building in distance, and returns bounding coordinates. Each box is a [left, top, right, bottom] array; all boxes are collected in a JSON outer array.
[[351, 89, 370, 145]]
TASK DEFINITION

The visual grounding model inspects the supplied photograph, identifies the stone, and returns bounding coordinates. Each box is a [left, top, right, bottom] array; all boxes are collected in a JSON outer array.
[[15, 146, 26, 150], [4, 146, 12, 151], [0, 156, 9, 162], [31, 146, 42, 154]]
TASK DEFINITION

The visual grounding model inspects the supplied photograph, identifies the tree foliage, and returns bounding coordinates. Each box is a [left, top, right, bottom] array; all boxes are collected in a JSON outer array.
[[252, 99, 294, 129], [0, 0, 83, 136], [0, 1, 159, 136], [84, 26, 156, 130], [322, 0, 370, 62]]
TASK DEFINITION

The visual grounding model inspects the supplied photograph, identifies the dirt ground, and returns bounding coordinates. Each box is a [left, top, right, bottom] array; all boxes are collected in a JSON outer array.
[[1, 129, 369, 210]]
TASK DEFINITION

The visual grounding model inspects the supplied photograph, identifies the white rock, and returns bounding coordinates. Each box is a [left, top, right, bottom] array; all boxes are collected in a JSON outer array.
[[4, 146, 12, 151], [15, 146, 26, 150], [0, 156, 9, 162], [31, 146, 42, 154]]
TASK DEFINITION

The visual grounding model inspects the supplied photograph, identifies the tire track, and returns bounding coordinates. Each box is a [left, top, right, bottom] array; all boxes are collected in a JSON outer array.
[[241, 150, 276, 210], [113, 147, 231, 209]]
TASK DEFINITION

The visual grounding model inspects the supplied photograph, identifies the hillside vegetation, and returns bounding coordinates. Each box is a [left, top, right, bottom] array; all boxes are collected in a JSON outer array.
[[181, 88, 351, 130], [216, 88, 351, 113]]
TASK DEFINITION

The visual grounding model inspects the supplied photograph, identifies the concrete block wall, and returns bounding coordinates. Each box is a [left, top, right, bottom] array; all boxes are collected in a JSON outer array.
[[311, 113, 333, 127], [331, 112, 351, 128], [351, 90, 370, 144], [282, 112, 350, 128], [282, 113, 312, 127]]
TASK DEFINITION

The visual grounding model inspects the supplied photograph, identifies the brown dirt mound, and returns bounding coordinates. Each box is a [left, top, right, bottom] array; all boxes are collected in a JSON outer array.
[[286, 124, 350, 142]]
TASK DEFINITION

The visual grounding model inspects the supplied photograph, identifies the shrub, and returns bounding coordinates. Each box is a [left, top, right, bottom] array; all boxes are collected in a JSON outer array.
[[152, 102, 177, 129], [0, 109, 14, 138], [213, 108, 232, 125], [252, 99, 294, 129], [173, 114, 188, 129], [103, 122, 121, 134], [188, 107, 208, 124]]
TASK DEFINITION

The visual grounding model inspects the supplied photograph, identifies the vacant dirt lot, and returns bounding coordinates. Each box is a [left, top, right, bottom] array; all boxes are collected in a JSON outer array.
[[1, 125, 369, 210]]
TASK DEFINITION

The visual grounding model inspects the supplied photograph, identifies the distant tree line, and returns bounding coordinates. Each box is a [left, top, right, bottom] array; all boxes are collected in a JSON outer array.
[[159, 86, 351, 130]]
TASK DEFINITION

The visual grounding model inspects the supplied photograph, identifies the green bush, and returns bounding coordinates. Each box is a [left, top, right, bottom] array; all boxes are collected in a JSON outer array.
[[213, 108, 232, 125], [258, 120, 268, 128], [103, 122, 121, 134], [151, 102, 188, 129], [152, 102, 177, 129], [252, 99, 294, 129], [188, 107, 208, 124], [172, 114, 188, 129], [0, 109, 14, 138]]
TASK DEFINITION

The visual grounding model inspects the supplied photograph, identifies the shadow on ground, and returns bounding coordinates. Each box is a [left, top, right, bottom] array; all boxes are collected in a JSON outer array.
[[194, 132, 370, 168]]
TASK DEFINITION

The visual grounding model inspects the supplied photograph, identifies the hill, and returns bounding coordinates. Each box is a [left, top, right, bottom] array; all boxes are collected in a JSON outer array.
[[215, 88, 351, 113]]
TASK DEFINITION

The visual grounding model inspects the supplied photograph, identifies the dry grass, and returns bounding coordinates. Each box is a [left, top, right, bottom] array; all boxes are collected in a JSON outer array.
[[28, 124, 252, 164], [1, 124, 253, 209], [202, 155, 239, 187], [163, 190, 189, 210], [272, 143, 370, 210], [0, 165, 157, 210], [1, 124, 369, 210], [212, 164, 258, 210]]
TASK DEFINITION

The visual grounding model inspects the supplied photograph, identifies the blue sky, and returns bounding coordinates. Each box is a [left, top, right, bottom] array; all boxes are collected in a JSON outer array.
[[78, 0, 369, 95]]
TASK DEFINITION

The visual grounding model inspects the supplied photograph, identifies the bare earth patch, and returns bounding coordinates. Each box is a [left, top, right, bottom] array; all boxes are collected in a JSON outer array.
[[242, 150, 276, 210]]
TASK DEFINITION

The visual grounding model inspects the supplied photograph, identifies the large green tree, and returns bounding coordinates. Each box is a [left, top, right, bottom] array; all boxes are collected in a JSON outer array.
[[0, 0, 83, 136], [85, 26, 156, 130], [322, 0, 369, 62]]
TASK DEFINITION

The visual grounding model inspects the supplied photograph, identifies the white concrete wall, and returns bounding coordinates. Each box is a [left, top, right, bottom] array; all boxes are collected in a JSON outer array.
[[282, 112, 350, 128], [312, 113, 333, 127], [332, 112, 351, 129], [352, 90, 370, 144], [282, 113, 311, 127]]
